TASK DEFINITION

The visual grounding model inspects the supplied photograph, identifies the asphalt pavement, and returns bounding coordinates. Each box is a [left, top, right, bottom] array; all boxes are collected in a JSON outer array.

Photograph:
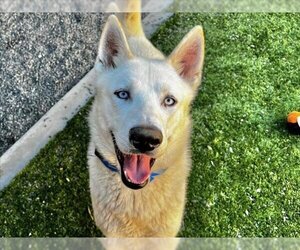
[[0, 13, 105, 155]]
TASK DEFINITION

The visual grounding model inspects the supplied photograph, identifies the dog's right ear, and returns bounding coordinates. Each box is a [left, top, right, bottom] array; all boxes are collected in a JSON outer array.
[[97, 15, 132, 69]]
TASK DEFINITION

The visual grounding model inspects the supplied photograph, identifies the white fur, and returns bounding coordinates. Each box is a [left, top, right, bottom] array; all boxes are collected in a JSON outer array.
[[88, 12, 204, 237]]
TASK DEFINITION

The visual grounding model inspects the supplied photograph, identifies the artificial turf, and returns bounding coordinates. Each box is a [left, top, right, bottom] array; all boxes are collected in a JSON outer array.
[[1, 13, 300, 237]]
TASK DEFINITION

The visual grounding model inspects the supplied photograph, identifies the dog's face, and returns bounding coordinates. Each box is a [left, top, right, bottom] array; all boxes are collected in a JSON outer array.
[[93, 16, 204, 190]]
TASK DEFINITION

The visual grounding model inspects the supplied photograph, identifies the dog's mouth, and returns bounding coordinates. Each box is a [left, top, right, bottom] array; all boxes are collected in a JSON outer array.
[[112, 133, 156, 190]]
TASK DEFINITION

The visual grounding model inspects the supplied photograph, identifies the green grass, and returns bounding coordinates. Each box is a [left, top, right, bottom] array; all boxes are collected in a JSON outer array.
[[171, 0, 300, 12], [0, 103, 102, 237], [1, 13, 300, 237]]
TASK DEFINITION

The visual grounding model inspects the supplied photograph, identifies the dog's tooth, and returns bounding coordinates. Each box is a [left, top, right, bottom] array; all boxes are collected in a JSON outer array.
[[124, 171, 131, 183]]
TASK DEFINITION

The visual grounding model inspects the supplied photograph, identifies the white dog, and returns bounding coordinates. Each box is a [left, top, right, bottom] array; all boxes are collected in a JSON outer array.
[[88, 0, 205, 237]]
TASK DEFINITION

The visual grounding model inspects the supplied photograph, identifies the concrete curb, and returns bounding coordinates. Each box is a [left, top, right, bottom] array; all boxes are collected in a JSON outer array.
[[0, 69, 96, 190], [0, 10, 173, 190]]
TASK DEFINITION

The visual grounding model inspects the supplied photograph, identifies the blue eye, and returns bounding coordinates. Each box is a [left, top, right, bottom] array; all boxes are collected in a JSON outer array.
[[114, 90, 130, 100], [163, 96, 177, 107]]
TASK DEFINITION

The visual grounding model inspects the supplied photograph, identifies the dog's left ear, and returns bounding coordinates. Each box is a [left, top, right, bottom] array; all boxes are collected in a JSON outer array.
[[168, 26, 205, 91], [97, 15, 133, 69]]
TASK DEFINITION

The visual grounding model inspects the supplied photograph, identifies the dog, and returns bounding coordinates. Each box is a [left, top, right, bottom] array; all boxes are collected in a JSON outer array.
[[100, 238, 180, 250], [88, 0, 205, 237]]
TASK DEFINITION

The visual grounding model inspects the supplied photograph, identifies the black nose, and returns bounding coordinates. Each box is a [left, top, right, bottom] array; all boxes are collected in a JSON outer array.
[[129, 126, 163, 152]]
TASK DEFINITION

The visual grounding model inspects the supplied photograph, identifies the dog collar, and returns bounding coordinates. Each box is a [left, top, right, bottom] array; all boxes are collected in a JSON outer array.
[[94, 149, 165, 182]]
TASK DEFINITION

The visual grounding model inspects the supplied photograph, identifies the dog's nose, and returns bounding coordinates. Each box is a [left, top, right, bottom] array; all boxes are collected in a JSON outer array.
[[129, 126, 163, 152]]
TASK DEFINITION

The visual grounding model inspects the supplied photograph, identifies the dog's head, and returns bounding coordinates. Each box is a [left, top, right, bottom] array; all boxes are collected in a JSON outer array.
[[93, 15, 204, 190]]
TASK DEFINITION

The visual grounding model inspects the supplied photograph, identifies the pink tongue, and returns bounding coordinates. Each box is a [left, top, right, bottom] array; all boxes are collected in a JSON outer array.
[[123, 154, 151, 184]]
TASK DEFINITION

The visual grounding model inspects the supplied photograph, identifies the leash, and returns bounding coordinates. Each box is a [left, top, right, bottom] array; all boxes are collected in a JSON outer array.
[[94, 149, 165, 182]]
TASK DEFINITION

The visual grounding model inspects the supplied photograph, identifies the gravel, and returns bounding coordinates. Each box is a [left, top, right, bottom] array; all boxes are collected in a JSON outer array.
[[0, 0, 109, 12], [0, 13, 105, 156]]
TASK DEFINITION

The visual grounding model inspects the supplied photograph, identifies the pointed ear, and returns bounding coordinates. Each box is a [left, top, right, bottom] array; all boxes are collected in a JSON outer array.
[[168, 26, 205, 90], [97, 15, 132, 69]]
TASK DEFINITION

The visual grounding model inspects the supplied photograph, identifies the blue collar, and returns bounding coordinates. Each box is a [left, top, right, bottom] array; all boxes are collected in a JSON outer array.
[[95, 150, 164, 182]]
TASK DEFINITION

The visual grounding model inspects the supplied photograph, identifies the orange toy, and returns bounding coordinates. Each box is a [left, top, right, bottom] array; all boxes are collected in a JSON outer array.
[[287, 111, 300, 134]]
